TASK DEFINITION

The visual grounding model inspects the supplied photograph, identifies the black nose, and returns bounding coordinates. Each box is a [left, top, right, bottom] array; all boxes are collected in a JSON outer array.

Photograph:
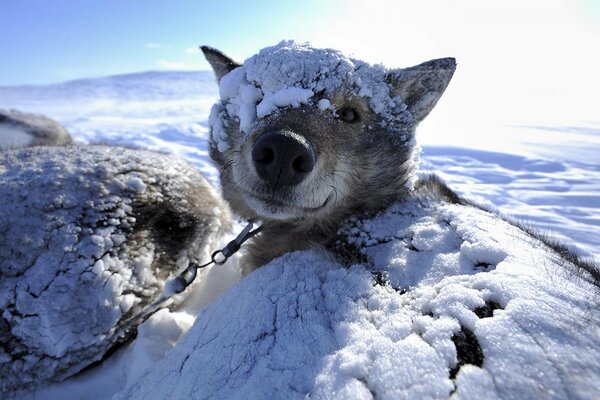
[[252, 130, 315, 188]]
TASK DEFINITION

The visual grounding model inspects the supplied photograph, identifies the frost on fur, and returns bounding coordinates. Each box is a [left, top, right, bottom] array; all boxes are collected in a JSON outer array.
[[0, 108, 73, 150], [116, 197, 600, 400], [0, 145, 230, 395], [207, 40, 455, 151], [203, 41, 455, 270]]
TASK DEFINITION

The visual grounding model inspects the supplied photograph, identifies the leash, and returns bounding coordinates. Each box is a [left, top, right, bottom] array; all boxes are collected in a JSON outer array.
[[120, 221, 262, 335]]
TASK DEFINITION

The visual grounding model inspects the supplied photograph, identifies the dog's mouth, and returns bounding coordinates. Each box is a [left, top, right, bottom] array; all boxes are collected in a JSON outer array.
[[243, 189, 333, 219]]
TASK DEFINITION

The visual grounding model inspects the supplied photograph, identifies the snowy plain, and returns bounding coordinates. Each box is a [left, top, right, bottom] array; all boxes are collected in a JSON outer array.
[[0, 70, 599, 398]]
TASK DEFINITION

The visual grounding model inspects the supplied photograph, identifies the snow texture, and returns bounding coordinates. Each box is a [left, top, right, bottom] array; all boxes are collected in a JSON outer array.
[[210, 40, 415, 152], [0, 145, 230, 396], [118, 198, 600, 400], [0, 108, 72, 149]]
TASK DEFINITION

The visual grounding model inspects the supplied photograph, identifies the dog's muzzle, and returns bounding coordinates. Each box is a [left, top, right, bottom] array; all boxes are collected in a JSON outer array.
[[251, 130, 315, 188]]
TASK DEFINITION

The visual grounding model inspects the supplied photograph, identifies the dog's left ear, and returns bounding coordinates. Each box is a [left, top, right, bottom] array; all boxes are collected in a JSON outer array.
[[201, 46, 241, 82], [386, 58, 456, 123]]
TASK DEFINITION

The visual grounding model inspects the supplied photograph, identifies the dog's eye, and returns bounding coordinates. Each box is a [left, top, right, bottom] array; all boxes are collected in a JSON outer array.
[[338, 107, 359, 123]]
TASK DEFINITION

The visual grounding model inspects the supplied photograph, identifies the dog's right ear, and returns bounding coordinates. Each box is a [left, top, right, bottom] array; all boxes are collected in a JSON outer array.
[[201, 46, 241, 82]]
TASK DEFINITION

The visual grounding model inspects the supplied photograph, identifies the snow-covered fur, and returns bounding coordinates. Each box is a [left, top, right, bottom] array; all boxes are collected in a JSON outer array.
[[160, 41, 600, 398], [116, 185, 600, 399], [0, 108, 73, 149], [202, 41, 456, 272], [0, 145, 230, 395]]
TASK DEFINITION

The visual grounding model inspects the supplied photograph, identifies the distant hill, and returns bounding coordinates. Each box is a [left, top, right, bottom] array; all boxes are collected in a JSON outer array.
[[0, 70, 218, 103]]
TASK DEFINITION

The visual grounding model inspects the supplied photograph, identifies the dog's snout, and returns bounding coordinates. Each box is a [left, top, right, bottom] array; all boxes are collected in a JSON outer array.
[[252, 130, 315, 187]]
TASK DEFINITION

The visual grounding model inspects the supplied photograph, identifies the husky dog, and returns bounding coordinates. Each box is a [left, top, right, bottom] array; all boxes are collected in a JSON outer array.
[[202, 41, 456, 273], [0, 145, 230, 394], [111, 43, 600, 399]]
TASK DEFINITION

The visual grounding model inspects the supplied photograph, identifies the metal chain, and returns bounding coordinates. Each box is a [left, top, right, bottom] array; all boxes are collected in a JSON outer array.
[[119, 221, 262, 335]]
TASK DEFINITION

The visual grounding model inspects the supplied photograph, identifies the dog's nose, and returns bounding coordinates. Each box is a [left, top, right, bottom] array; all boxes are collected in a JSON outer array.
[[252, 130, 315, 187]]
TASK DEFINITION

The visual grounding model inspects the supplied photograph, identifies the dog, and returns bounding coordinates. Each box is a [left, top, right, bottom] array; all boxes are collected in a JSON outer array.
[[0, 108, 73, 149], [202, 41, 456, 272], [202, 40, 461, 273], [202, 40, 598, 282], [110, 42, 600, 399], [0, 144, 231, 395]]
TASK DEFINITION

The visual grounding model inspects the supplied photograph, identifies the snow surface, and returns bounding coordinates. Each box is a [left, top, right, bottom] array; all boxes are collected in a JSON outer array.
[[0, 65, 598, 399], [116, 198, 600, 399]]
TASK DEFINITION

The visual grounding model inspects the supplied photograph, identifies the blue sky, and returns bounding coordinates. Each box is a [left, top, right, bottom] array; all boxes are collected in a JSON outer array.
[[1, 0, 599, 136], [0, 0, 341, 85]]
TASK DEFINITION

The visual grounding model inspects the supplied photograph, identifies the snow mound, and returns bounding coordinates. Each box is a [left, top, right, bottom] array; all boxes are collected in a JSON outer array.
[[210, 40, 415, 152], [117, 198, 600, 399], [0, 108, 72, 149], [0, 145, 230, 396]]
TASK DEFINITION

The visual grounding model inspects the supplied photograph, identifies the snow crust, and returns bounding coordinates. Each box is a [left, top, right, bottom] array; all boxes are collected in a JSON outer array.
[[210, 40, 412, 152], [117, 198, 600, 399]]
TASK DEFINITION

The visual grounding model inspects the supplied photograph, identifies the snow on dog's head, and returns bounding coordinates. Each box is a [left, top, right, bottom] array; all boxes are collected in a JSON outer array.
[[203, 41, 455, 224]]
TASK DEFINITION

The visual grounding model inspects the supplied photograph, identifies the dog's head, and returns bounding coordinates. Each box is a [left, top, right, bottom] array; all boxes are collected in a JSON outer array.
[[203, 41, 455, 228]]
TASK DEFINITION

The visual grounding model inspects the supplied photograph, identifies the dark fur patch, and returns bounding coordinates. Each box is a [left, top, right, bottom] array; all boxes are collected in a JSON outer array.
[[414, 175, 465, 205], [473, 301, 502, 319], [450, 327, 484, 379]]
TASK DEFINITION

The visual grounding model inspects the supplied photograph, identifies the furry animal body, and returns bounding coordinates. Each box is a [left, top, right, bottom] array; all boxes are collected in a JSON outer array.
[[203, 41, 457, 273], [140, 41, 600, 398], [0, 108, 72, 149], [0, 144, 230, 395]]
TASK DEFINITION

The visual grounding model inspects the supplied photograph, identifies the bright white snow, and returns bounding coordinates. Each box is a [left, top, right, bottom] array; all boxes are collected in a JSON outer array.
[[210, 41, 416, 150], [115, 198, 600, 399]]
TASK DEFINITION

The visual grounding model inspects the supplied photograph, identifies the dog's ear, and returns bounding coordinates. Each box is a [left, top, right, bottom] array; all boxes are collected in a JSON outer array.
[[386, 58, 456, 123], [200, 46, 241, 82]]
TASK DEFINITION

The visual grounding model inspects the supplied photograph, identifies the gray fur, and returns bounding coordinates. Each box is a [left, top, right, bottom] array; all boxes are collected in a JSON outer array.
[[0, 145, 231, 395], [0, 108, 73, 149], [386, 58, 457, 123], [203, 45, 455, 273], [201, 46, 241, 82]]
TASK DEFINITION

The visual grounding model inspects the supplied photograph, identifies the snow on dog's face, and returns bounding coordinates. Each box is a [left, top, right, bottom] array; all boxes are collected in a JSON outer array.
[[204, 41, 455, 224]]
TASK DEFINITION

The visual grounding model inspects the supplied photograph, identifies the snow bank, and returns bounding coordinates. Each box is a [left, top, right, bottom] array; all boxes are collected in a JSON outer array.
[[209, 40, 414, 152], [0, 145, 230, 396], [117, 198, 600, 399]]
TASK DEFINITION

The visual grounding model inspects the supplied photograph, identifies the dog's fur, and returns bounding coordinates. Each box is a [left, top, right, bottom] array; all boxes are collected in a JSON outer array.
[[0, 108, 73, 149], [202, 43, 456, 273]]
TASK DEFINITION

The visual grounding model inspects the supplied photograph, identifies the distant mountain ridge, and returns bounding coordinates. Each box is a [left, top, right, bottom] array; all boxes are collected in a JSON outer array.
[[0, 70, 218, 102]]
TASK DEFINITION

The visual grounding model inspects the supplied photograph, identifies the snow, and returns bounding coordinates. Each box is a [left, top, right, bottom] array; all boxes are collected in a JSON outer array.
[[115, 199, 600, 399], [256, 87, 314, 118], [0, 53, 598, 398], [317, 98, 332, 111], [210, 41, 415, 148]]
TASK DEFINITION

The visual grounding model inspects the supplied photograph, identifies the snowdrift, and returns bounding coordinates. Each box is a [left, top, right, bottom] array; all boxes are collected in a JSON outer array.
[[117, 197, 600, 399]]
